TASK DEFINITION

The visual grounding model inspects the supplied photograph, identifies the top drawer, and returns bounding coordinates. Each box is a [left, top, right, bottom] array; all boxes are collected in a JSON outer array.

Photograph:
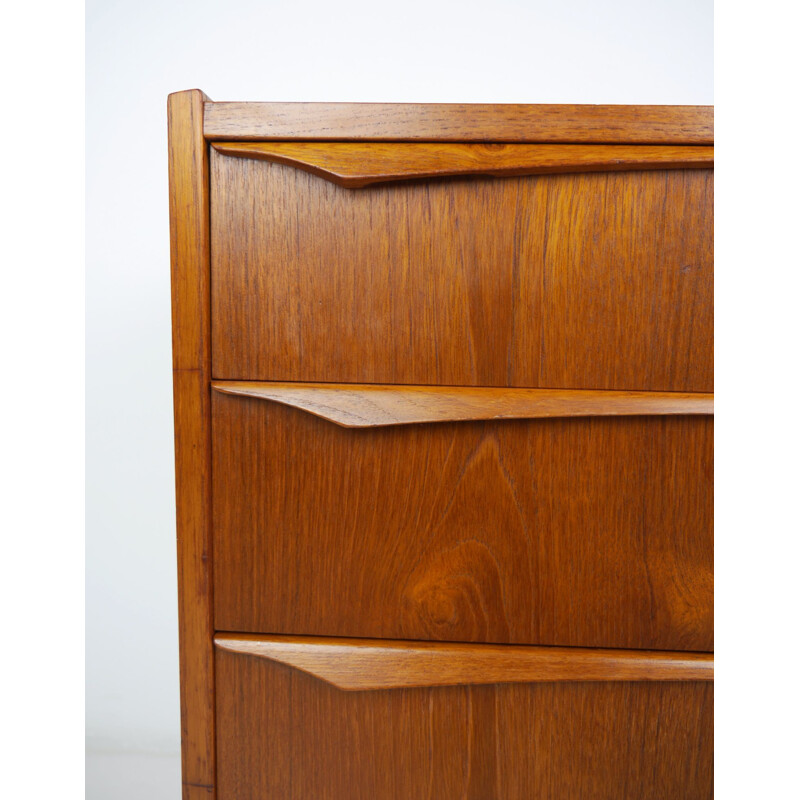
[[210, 143, 713, 390]]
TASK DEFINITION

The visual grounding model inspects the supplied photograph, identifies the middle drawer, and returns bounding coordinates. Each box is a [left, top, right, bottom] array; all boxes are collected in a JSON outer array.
[[211, 383, 713, 652]]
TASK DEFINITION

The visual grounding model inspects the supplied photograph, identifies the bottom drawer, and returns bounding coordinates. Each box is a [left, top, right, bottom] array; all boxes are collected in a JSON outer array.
[[215, 635, 713, 800]]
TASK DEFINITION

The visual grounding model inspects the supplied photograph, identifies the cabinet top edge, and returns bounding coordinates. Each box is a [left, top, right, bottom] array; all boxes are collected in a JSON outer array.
[[195, 96, 713, 144]]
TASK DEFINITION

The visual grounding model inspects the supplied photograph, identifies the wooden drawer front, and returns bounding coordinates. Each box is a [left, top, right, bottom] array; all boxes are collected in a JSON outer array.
[[210, 144, 713, 391], [215, 635, 713, 800], [212, 388, 713, 651]]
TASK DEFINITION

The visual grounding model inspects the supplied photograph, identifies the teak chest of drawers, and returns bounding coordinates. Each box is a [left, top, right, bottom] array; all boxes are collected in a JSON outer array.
[[169, 90, 713, 799]]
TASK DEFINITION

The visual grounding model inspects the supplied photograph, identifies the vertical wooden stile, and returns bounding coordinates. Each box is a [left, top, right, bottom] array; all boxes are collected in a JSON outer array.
[[168, 88, 215, 799]]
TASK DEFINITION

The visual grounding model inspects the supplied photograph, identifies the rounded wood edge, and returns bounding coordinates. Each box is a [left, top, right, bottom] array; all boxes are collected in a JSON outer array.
[[212, 381, 714, 428], [214, 634, 714, 691], [168, 88, 217, 797], [211, 141, 714, 188], [203, 102, 714, 144]]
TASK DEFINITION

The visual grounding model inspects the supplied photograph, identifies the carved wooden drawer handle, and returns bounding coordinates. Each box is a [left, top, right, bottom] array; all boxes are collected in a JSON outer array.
[[212, 141, 713, 188], [215, 634, 714, 691], [212, 381, 713, 428]]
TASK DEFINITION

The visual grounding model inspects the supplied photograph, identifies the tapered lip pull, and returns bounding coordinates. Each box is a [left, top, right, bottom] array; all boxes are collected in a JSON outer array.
[[212, 381, 714, 429]]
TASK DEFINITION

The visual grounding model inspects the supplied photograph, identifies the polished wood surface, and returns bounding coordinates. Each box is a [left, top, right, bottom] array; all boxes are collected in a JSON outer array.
[[214, 634, 714, 690], [212, 141, 714, 187], [204, 102, 714, 144], [212, 381, 713, 427], [168, 89, 215, 799], [171, 95, 715, 796], [216, 650, 714, 799], [211, 154, 713, 391], [213, 394, 713, 651]]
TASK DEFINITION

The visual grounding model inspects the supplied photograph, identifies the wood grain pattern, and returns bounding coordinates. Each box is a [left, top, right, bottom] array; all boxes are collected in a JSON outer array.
[[216, 650, 714, 799], [212, 394, 714, 651], [204, 102, 714, 144], [168, 88, 215, 800], [214, 634, 714, 690], [174, 97, 715, 795], [212, 141, 714, 187], [211, 153, 713, 391], [212, 381, 713, 427]]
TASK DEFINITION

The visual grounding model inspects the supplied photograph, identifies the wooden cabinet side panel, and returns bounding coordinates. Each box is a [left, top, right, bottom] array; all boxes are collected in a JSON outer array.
[[168, 88, 215, 799], [216, 651, 714, 800]]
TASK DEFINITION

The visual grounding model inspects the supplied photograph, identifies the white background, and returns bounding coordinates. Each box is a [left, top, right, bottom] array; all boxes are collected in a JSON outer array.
[[3, 0, 791, 797]]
